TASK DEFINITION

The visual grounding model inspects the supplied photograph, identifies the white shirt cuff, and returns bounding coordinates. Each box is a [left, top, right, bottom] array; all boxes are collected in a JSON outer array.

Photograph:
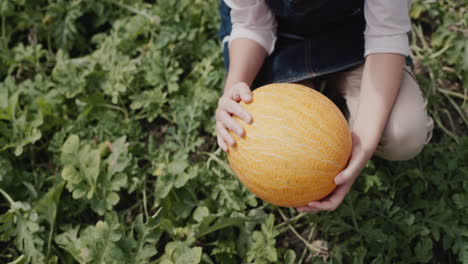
[[225, 0, 277, 55], [365, 34, 410, 57]]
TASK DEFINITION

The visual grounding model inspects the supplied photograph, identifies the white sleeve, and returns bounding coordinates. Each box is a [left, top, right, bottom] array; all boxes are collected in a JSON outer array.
[[364, 0, 412, 57], [224, 0, 277, 55]]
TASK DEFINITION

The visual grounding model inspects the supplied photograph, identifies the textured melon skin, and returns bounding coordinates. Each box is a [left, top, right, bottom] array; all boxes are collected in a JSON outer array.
[[227, 83, 352, 207]]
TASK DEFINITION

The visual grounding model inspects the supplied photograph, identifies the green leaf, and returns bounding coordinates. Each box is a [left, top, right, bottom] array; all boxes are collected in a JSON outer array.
[[71, 184, 87, 199], [35, 182, 65, 227], [61, 165, 80, 184], [82, 215, 125, 263], [130, 89, 167, 122], [105, 192, 120, 208], [414, 237, 433, 263], [192, 206, 209, 223], [51, 50, 90, 98], [55, 225, 91, 263], [246, 214, 279, 263], [59, 134, 127, 214], [107, 136, 130, 175], [154, 173, 174, 200], [158, 241, 202, 264], [174, 172, 190, 189], [78, 146, 100, 187], [0, 189, 45, 263], [168, 154, 189, 175], [55, 212, 132, 264], [60, 135, 80, 164], [129, 212, 162, 262], [109, 173, 127, 191], [175, 247, 202, 264], [452, 193, 467, 209], [284, 250, 296, 264], [0, 87, 8, 109]]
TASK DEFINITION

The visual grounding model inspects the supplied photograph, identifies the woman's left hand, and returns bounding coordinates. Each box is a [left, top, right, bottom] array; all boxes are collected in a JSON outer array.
[[297, 133, 374, 213]]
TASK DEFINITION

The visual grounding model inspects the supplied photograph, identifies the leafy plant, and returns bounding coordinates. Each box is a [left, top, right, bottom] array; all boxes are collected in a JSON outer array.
[[60, 135, 130, 215]]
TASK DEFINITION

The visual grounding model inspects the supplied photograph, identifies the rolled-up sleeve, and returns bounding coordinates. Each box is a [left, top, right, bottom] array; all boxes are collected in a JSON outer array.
[[364, 0, 412, 57], [224, 0, 277, 55]]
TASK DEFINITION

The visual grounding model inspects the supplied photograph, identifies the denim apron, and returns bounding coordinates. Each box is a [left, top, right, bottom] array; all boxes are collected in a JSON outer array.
[[219, 0, 366, 89]]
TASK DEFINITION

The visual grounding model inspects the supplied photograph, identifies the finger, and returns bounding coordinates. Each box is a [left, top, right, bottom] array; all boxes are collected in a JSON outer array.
[[216, 108, 244, 137], [218, 110, 245, 138], [229, 82, 251, 103], [306, 199, 339, 212], [235, 82, 253, 103], [216, 122, 236, 147], [297, 206, 320, 213], [334, 136, 367, 185], [217, 135, 229, 152], [307, 185, 349, 211], [221, 98, 252, 125], [231, 89, 241, 102], [334, 169, 352, 185], [334, 150, 367, 185], [226, 84, 240, 102], [307, 201, 338, 212]]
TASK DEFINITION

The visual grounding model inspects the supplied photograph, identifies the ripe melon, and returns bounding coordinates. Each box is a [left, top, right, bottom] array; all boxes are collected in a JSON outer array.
[[227, 83, 352, 207]]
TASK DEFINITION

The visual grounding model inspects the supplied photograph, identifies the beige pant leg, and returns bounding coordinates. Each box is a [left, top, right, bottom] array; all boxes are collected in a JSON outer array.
[[326, 64, 434, 161]]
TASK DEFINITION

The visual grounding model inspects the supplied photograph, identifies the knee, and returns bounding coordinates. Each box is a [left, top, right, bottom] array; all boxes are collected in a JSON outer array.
[[376, 118, 434, 161]]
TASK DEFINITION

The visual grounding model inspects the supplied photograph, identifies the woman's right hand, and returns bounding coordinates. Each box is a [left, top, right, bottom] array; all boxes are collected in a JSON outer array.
[[215, 82, 253, 152]]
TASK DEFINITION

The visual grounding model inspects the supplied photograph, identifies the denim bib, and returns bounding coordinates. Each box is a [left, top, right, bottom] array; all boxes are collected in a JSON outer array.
[[219, 0, 366, 89]]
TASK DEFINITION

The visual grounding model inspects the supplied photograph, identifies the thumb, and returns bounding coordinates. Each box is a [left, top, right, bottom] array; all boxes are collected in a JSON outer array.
[[334, 147, 370, 185], [335, 133, 360, 185], [334, 170, 351, 185]]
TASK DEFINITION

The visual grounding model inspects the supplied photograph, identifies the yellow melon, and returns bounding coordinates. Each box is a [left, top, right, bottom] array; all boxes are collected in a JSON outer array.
[[227, 83, 352, 207]]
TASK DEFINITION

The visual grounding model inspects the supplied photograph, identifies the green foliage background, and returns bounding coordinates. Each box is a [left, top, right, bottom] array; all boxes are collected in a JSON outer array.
[[0, 0, 466, 263]]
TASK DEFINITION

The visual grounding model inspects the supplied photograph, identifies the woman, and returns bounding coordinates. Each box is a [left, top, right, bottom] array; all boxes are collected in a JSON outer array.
[[214, 0, 434, 212]]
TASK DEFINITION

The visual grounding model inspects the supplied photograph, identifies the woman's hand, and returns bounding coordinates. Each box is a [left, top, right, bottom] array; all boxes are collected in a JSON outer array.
[[296, 54, 405, 213], [297, 133, 373, 213], [216, 82, 254, 152]]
